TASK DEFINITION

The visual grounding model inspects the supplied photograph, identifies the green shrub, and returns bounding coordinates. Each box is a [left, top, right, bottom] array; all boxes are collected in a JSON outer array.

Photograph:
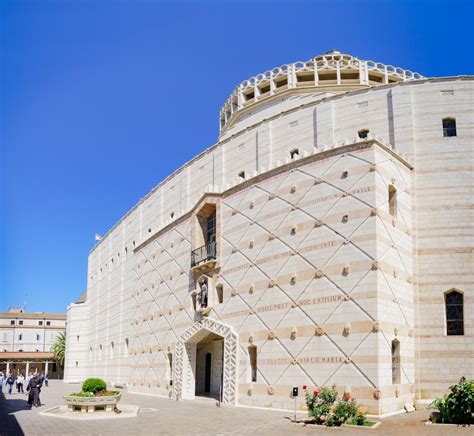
[[303, 386, 364, 427], [82, 378, 107, 394], [69, 391, 94, 397], [430, 377, 474, 424], [430, 397, 450, 423], [327, 395, 359, 427], [304, 386, 338, 424], [352, 412, 367, 426]]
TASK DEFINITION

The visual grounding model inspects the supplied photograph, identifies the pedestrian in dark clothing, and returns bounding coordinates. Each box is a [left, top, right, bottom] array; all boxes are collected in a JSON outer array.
[[26, 374, 42, 407], [6, 375, 15, 394]]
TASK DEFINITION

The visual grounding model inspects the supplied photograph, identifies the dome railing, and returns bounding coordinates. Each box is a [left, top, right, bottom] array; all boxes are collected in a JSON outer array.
[[219, 52, 425, 132]]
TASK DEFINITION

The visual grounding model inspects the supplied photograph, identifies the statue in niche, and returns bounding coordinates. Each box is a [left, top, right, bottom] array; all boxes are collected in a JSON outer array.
[[198, 279, 208, 309]]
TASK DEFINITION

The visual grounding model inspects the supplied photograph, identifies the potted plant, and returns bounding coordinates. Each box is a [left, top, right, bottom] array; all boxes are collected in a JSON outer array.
[[64, 378, 122, 413]]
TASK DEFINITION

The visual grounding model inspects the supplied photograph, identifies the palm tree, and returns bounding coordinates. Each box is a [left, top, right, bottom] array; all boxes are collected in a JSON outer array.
[[51, 331, 66, 367]]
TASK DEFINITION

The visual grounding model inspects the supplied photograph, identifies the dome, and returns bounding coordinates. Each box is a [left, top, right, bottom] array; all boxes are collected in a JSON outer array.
[[219, 50, 425, 133]]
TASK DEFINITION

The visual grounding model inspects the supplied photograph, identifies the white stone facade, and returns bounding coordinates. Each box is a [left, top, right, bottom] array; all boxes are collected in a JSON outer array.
[[0, 309, 66, 377], [64, 51, 473, 415]]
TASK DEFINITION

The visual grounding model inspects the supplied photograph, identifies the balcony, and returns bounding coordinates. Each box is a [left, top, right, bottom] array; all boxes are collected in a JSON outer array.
[[191, 241, 217, 269]]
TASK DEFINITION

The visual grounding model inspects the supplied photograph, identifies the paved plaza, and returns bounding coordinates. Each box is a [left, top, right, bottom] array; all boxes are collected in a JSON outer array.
[[0, 381, 471, 436]]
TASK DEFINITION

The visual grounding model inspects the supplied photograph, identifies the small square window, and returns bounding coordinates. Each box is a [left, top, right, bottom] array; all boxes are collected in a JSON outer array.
[[10, 320, 15, 325], [290, 148, 299, 159], [358, 129, 369, 139], [19, 320, 23, 325], [46, 321, 51, 326], [442, 118, 456, 137], [39, 321, 43, 326]]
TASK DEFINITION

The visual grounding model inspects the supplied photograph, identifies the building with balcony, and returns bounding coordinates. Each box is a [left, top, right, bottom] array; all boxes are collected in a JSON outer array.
[[0, 308, 66, 378], [64, 50, 473, 415]]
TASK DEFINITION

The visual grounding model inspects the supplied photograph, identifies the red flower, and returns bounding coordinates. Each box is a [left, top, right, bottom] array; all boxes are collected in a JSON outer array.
[[343, 392, 351, 400], [303, 385, 307, 390], [313, 390, 319, 396]]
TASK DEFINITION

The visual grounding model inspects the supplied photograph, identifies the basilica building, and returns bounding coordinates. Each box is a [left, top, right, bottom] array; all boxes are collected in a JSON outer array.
[[64, 50, 473, 415]]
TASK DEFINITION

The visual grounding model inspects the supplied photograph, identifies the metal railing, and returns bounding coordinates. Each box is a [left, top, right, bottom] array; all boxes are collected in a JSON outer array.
[[191, 241, 217, 268]]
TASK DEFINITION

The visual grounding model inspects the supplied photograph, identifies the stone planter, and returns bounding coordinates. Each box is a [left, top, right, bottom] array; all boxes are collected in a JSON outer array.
[[64, 393, 122, 413]]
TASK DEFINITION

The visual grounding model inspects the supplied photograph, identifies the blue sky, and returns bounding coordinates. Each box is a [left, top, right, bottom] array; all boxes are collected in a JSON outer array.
[[1, 0, 472, 314]]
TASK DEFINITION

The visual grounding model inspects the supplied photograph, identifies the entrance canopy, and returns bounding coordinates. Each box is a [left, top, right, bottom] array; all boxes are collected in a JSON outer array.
[[174, 318, 238, 404]]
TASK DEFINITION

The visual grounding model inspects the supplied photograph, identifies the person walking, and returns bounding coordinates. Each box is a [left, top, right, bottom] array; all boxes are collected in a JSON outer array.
[[26, 372, 42, 407], [6, 374, 15, 394], [16, 373, 25, 393]]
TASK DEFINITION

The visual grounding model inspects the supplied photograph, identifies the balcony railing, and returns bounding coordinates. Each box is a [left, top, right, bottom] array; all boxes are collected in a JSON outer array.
[[191, 241, 217, 268]]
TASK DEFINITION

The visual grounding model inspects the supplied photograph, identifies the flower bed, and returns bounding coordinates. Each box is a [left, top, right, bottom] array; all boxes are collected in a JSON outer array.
[[302, 385, 379, 428], [65, 378, 122, 413]]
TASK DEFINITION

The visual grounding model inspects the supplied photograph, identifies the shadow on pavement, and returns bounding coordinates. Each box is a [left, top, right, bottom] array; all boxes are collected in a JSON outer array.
[[0, 388, 27, 436]]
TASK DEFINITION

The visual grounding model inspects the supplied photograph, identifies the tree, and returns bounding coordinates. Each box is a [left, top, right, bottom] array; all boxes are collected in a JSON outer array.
[[51, 331, 66, 367]]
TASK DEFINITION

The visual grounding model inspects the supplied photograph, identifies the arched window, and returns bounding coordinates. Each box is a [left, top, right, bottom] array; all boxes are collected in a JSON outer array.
[[248, 345, 257, 382], [216, 284, 223, 304], [388, 185, 397, 217], [167, 352, 173, 383], [445, 290, 464, 335], [391, 339, 400, 384], [290, 148, 299, 159], [442, 118, 457, 137]]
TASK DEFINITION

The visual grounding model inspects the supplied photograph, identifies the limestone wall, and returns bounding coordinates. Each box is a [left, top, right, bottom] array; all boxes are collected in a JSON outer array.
[[64, 301, 89, 383], [69, 77, 473, 413], [113, 142, 412, 414]]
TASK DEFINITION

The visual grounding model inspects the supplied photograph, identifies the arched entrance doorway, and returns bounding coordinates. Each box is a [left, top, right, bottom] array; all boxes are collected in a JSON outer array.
[[174, 318, 238, 405]]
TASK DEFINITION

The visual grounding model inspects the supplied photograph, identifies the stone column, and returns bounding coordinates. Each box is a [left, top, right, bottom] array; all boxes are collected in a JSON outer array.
[[45, 361, 49, 376], [6, 361, 10, 375], [26, 360, 30, 375]]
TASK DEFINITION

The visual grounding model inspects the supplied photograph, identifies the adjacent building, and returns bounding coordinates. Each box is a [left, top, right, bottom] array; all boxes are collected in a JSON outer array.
[[64, 50, 473, 415], [0, 308, 66, 378]]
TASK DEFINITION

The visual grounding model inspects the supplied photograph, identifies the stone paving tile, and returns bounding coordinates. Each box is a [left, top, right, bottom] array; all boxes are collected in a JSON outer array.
[[0, 381, 471, 436]]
